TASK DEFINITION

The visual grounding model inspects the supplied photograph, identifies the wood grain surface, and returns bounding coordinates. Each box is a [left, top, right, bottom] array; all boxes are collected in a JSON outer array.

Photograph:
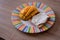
[[0, 0, 60, 40]]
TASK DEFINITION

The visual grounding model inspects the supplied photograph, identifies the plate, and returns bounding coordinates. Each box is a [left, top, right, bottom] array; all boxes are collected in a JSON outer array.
[[11, 2, 55, 33]]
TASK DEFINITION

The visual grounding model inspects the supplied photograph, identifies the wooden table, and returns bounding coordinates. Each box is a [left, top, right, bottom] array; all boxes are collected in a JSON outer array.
[[0, 0, 60, 40]]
